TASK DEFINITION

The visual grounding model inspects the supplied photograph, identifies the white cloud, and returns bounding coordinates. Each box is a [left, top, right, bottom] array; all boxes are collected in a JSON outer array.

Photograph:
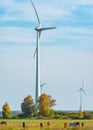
[[0, 27, 35, 43], [0, 0, 93, 23], [0, 1, 81, 21], [0, 0, 33, 21], [0, 25, 93, 50], [77, 0, 93, 5]]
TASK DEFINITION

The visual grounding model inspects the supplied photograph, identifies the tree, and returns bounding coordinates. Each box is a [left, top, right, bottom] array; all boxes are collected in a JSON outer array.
[[78, 110, 83, 118], [48, 95, 56, 108], [38, 94, 50, 116], [21, 95, 36, 117], [2, 102, 12, 118]]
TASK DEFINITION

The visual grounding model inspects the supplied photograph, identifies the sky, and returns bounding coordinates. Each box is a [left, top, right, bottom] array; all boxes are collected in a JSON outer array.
[[0, 0, 93, 111]]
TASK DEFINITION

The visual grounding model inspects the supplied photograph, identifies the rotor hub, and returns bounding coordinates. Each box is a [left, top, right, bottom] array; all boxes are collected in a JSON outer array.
[[35, 26, 42, 31]]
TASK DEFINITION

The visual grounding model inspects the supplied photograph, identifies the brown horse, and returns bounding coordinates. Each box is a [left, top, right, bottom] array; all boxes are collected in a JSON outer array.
[[0, 121, 7, 125]]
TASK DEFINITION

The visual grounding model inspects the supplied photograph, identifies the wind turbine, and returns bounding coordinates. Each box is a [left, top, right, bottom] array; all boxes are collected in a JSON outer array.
[[78, 79, 86, 112], [30, 1, 56, 106]]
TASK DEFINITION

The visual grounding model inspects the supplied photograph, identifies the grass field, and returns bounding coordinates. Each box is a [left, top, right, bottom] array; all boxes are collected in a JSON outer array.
[[0, 119, 93, 130]]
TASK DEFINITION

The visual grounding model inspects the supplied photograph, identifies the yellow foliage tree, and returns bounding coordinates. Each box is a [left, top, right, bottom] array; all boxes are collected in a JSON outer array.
[[2, 102, 12, 118], [38, 94, 50, 116], [78, 110, 83, 118]]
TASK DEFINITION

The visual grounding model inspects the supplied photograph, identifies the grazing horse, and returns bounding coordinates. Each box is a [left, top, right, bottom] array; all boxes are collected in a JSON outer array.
[[0, 121, 7, 125], [40, 123, 43, 128], [76, 122, 80, 127], [47, 121, 50, 126], [22, 122, 26, 128], [64, 122, 68, 128], [81, 122, 84, 128]]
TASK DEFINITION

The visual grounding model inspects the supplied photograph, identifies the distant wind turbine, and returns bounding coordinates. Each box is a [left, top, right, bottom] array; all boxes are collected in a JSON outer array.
[[78, 79, 86, 112], [30, 1, 56, 106]]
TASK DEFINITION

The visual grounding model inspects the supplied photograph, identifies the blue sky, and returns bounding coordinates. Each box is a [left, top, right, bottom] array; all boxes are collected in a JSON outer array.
[[0, 0, 93, 111]]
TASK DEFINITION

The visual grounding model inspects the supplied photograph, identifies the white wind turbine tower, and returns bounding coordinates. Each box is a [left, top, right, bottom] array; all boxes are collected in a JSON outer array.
[[30, 1, 56, 106], [78, 79, 86, 112]]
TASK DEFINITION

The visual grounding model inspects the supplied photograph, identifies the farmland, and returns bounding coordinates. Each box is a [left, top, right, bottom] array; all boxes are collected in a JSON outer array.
[[0, 119, 93, 130]]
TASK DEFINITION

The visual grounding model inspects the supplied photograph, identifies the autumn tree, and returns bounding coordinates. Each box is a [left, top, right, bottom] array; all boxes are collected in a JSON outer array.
[[48, 95, 56, 108], [78, 110, 84, 118], [48, 95, 56, 116], [21, 95, 36, 117], [2, 102, 12, 118], [38, 94, 50, 116]]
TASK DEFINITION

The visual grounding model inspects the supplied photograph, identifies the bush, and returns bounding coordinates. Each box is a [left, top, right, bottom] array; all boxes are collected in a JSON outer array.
[[83, 112, 93, 119]]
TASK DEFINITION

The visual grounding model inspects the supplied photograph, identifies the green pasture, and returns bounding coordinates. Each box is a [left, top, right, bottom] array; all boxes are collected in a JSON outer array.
[[0, 119, 93, 130]]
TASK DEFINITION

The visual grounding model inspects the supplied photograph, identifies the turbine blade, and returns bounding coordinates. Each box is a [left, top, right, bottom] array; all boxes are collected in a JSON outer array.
[[30, 0, 41, 25], [82, 89, 87, 95], [41, 27, 56, 31], [39, 31, 41, 39], [82, 79, 84, 88], [81, 79, 86, 95], [40, 82, 47, 87]]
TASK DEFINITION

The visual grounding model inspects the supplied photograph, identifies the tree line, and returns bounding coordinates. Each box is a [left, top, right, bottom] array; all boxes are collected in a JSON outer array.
[[1, 93, 56, 118]]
